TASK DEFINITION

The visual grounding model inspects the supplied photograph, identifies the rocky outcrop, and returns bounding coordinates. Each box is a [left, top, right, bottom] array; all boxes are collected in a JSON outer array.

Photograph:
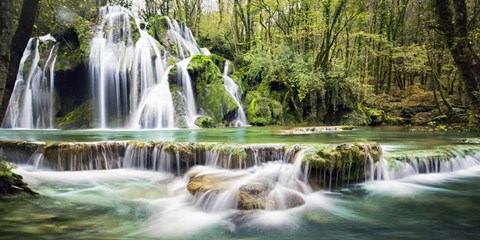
[[302, 142, 382, 189], [0, 161, 36, 196], [187, 173, 305, 210]]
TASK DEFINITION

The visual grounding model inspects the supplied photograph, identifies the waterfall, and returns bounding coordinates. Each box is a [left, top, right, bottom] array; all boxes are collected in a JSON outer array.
[[176, 57, 198, 127], [3, 5, 246, 130], [222, 61, 248, 126], [368, 146, 480, 181], [89, 6, 206, 129], [165, 17, 201, 58], [2, 35, 58, 129]]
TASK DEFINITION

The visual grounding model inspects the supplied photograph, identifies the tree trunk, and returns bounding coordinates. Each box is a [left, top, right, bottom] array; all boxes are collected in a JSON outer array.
[[0, 0, 40, 120], [0, 0, 13, 109], [434, 0, 480, 128]]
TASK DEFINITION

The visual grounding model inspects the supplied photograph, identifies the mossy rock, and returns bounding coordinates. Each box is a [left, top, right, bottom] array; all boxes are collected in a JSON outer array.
[[361, 105, 385, 125], [303, 142, 381, 168], [385, 114, 406, 125], [56, 101, 93, 129], [341, 105, 385, 126], [187, 54, 238, 123], [0, 161, 37, 196], [147, 15, 169, 42], [53, 15, 94, 72], [247, 97, 283, 126], [195, 116, 216, 128]]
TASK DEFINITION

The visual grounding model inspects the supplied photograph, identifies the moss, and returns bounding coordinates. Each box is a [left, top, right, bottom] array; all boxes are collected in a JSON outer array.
[[53, 16, 94, 72], [147, 15, 169, 42], [361, 105, 385, 125], [188, 54, 238, 123], [385, 115, 406, 125], [0, 161, 37, 196], [56, 101, 93, 129], [195, 116, 216, 128], [341, 105, 385, 126], [302, 142, 382, 170], [247, 97, 283, 126], [340, 125, 355, 130]]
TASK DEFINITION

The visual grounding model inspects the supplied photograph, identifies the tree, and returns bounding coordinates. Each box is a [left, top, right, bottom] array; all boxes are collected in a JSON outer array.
[[0, 0, 40, 119], [0, 0, 13, 106], [434, 0, 480, 127]]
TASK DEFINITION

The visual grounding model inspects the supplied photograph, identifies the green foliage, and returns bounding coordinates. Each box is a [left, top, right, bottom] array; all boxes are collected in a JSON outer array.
[[56, 101, 93, 129], [188, 54, 238, 123], [147, 15, 168, 41], [194, 116, 216, 128], [247, 97, 283, 126]]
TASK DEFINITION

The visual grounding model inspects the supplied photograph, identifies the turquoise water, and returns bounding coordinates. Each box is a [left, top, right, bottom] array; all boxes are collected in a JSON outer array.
[[0, 126, 477, 151], [0, 127, 479, 239], [1, 165, 480, 239]]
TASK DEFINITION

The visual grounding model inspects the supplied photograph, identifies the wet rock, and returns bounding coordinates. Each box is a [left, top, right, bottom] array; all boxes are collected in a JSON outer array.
[[0, 161, 37, 196], [237, 183, 269, 210], [187, 174, 222, 195], [281, 191, 305, 209]]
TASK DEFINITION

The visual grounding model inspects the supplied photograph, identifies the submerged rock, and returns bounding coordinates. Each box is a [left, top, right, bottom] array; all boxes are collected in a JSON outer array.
[[238, 183, 269, 210], [0, 161, 37, 196], [188, 172, 305, 211]]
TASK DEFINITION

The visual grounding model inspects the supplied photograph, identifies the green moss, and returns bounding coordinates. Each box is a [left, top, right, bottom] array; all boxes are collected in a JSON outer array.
[[361, 105, 385, 125], [247, 97, 283, 126], [341, 105, 385, 126], [54, 16, 94, 72], [385, 115, 406, 125], [302, 142, 382, 170], [56, 101, 93, 129], [147, 15, 169, 41], [195, 116, 216, 128], [0, 161, 36, 196], [188, 54, 238, 123], [202, 82, 238, 123]]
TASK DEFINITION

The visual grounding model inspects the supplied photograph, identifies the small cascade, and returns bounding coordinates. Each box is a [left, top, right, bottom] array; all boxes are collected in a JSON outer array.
[[129, 66, 175, 129], [2, 36, 58, 129], [223, 61, 248, 126], [188, 149, 310, 212], [165, 17, 201, 58], [41, 142, 127, 171], [368, 145, 480, 181], [176, 57, 198, 127]]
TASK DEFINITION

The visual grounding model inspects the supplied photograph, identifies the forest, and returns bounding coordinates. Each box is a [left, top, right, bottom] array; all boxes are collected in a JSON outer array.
[[0, 0, 479, 130], [2, 1, 480, 238]]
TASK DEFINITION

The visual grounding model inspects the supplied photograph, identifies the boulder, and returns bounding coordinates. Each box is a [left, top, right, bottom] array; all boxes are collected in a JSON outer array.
[[0, 161, 37, 196]]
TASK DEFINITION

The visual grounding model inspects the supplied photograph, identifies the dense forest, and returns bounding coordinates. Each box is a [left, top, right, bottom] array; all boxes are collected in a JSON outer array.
[[0, 0, 479, 130]]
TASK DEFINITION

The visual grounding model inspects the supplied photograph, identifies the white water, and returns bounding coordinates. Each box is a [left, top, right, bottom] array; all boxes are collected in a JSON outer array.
[[2, 36, 58, 129], [4, 5, 249, 130], [367, 146, 480, 181], [88, 6, 214, 129], [223, 61, 248, 126], [14, 148, 334, 238], [176, 57, 199, 127]]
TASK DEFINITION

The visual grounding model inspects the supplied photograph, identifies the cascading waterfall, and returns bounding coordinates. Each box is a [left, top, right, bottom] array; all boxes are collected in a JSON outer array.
[[90, 6, 178, 129], [165, 17, 201, 58], [89, 6, 209, 129], [2, 5, 248, 129], [176, 57, 199, 127], [2, 35, 58, 129], [368, 146, 480, 181], [223, 61, 248, 126]]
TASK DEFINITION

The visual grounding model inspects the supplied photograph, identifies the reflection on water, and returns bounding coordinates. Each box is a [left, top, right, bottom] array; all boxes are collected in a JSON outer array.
[[1, 165, 480, 239]]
